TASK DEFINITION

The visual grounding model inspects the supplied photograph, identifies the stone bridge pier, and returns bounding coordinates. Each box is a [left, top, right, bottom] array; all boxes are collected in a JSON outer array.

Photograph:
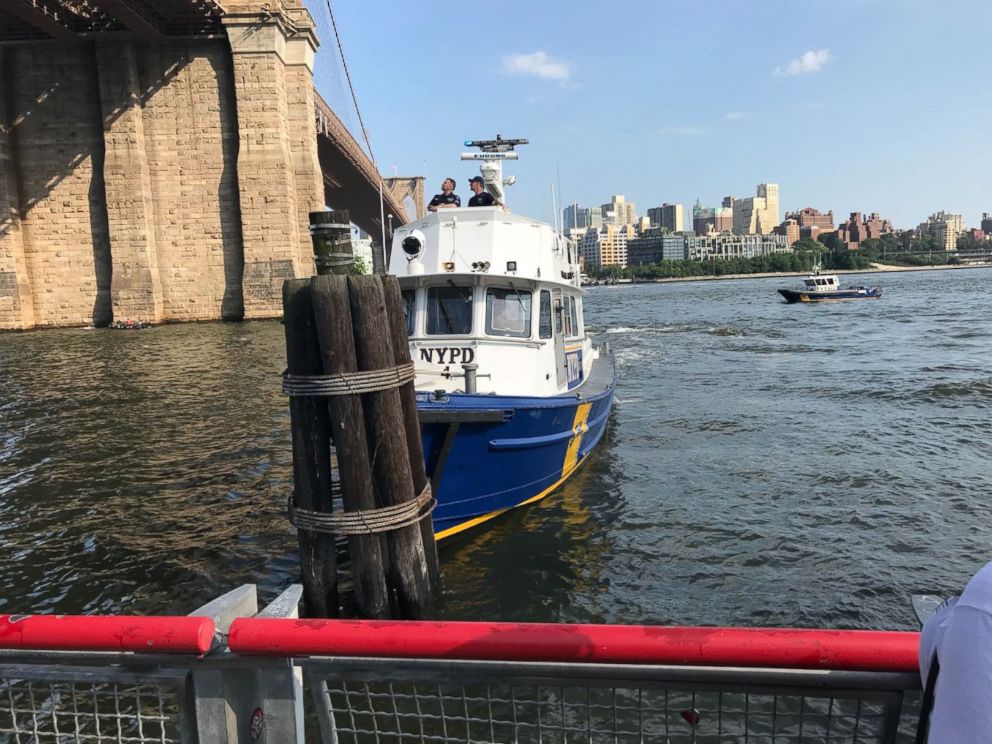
[[0, 1, 336, 330]]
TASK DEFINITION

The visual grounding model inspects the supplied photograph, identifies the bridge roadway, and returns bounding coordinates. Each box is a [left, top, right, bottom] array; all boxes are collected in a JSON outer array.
[[0, 0, 418, 330]]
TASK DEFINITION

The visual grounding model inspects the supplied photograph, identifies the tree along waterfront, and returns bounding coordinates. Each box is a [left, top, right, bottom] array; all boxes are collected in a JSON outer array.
[[590, 232, 992, 281]]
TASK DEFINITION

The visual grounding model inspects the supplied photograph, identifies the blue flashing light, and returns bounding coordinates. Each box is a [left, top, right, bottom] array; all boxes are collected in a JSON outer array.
[[464, 140, 472, 146]]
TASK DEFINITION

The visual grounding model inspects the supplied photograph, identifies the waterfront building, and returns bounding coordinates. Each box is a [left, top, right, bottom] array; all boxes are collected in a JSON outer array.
[[982, 213, 992, 234], [918, 211, 965, 252], [637, 216, 651, 234], [647, 203, 684, 232], [565, 227, 588, 261], [732, 184, 779, 235], [627, 229, 688, 265], [773, 218, 800, 246], [687, 233, 791, 260], [692, 200, 716, 234], [601, 195, 637, 226], [715, 205, 733, 232], [581, 224, 636, 269], [837, 212, 894, 250], [789, 207, 835, 233], [562, 203, 603, 230]]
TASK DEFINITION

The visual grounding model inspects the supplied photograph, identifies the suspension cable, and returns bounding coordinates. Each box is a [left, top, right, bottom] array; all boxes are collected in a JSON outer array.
[[323, 0, 388, 263]]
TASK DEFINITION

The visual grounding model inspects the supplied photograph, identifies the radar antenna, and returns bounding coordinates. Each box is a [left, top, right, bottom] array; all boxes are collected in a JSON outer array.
[[463, 135, 529, 153], [460, 135, 528, 207]]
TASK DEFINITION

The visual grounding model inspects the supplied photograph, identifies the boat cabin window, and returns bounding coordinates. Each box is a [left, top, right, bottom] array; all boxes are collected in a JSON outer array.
[[568, 295, 580, 338], [485, 287, 532, 338], [804, 279, 816, 287], [562, 295, 580, 338], [539, 290, 552, 339], [401, 289, 416, 336], [426, 285, 473, 335]]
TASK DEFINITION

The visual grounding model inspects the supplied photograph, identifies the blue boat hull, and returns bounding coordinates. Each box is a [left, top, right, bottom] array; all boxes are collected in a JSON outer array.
[[418, 355, 616, 540], [778, 287, 882, 303]]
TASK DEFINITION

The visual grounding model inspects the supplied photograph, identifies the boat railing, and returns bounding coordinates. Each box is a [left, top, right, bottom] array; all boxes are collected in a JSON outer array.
[[1, 585, 924, 743]]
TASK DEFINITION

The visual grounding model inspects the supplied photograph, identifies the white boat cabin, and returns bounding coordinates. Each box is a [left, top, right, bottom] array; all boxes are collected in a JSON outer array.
[[803, 274, 841, 292], [389, 206, 596, 398]]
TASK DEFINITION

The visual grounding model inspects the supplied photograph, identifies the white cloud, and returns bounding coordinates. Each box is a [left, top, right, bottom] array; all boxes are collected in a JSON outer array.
[[657, 125, 703, 136], [774, 49, 832, 77], [501, 51, 570, 82], [723, 111, 752, 121]]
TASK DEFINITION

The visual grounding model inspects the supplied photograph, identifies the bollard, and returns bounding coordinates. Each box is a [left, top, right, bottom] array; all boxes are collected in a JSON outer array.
[[309, 210, 352, 276], [462, 363, 479, 394]]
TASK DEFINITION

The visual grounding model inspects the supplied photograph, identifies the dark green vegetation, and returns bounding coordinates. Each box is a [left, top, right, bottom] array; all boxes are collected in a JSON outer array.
[[596, 251, 821, 280], [591, 230, 992, 280]]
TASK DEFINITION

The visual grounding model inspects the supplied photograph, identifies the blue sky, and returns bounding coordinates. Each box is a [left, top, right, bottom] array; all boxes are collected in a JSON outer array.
[[311, 0, 991, 229]]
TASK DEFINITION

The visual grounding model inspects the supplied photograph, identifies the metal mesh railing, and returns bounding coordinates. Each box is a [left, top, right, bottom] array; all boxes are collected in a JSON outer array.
[[0, 666, 191, 743], [0, 609, 926, 743], [303, 659, 921, 744]]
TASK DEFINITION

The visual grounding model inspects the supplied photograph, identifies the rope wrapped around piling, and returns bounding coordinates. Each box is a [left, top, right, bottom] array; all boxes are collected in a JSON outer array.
[[282, 362, 415, 397], [287, 484, 435, 535], [313, 252, 355, 270]]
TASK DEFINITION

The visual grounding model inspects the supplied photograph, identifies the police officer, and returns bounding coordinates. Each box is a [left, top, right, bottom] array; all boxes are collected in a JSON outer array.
[[918, 560, 992, 742], [467, 176, 499, 207], [427, 178, 460, 211]]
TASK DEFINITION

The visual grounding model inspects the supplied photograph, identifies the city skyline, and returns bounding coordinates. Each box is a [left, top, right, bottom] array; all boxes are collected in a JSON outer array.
[[321, 0, 992, 230]]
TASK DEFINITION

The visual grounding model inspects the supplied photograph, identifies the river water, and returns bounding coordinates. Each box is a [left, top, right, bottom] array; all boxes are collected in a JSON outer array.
[[2, 267, 991, 629]]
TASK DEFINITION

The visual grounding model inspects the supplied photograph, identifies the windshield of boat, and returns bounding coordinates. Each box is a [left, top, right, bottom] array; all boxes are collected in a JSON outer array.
[[426, 285, 472, 335], [485, 287, 532, 338]]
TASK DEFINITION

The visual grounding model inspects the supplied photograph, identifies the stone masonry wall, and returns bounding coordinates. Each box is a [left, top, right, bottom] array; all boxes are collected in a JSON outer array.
[[0, 3, 323, 330], [0, 51, 35, 330], [137, 40, 245, 322], [6, 44, 111, 328]]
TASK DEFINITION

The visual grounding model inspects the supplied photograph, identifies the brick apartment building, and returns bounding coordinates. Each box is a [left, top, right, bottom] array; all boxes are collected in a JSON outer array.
[[837, 212, 893, 249]]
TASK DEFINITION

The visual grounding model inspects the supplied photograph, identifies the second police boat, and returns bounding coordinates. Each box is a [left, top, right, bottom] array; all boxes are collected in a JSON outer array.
[[390, 137, 616, 541]]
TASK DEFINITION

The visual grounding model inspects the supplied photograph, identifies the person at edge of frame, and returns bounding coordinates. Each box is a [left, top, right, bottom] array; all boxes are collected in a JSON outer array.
[[917, 559, 992, 743]]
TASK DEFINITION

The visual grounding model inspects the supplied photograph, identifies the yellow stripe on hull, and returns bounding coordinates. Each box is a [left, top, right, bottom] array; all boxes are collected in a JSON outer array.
[[801, 295, 881, 302], [562, 403, 593, 477], [434, 403, 596, 542]]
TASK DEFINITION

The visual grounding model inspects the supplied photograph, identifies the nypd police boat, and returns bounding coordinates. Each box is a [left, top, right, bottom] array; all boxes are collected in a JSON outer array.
[[390, 137, 616, 541], [778, 268, 882, 303]]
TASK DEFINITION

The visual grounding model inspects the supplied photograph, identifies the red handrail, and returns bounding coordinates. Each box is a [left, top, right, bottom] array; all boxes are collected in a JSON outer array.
[[228, 618, 920, 672], [0, 615, 216, 654]]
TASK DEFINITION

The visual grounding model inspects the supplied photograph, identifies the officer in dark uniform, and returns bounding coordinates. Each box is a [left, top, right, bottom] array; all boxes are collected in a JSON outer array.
[[427, 178, 460, 211], [467, 176, 498, 207]]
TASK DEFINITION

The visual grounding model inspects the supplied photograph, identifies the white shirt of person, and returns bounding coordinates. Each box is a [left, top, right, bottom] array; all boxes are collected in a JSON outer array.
[[919, 560, 992, 743]]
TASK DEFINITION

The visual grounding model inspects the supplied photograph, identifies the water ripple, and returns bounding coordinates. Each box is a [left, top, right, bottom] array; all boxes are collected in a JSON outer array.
[[3, 269, 992, 632]]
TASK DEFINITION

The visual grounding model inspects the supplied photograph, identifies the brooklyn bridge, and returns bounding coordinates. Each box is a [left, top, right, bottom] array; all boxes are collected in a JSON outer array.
[[0, 0, 423, 330]]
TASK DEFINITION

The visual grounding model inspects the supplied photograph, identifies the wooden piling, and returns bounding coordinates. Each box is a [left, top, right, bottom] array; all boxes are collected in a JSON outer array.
[[348, 275, 434, 619], [381, 275, 441, 594], [282, 279, 338, 618], [309, 210, 353, 276], [309, 274, 390, 619]]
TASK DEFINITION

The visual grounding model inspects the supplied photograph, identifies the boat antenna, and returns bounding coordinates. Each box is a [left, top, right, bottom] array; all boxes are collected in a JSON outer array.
[[551, 183, 559, 232], [461, 135, 528, 209]]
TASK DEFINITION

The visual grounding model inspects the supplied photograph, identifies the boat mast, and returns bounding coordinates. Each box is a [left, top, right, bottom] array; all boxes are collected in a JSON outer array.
[[460, 135, 528, 209]]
